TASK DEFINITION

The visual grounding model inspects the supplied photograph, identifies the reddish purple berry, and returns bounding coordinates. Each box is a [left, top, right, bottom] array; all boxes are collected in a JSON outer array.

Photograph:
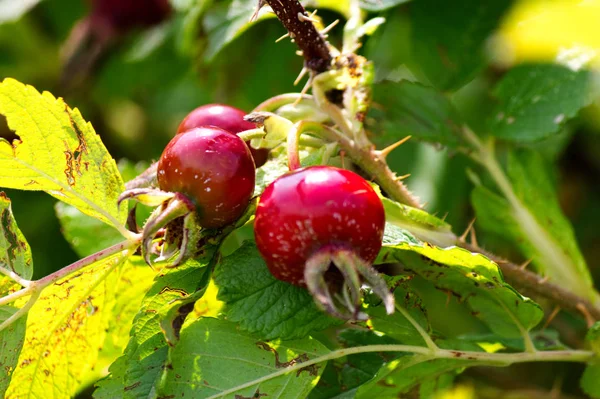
[[178, 104, 269, 167], [157, 127, 255, 228]]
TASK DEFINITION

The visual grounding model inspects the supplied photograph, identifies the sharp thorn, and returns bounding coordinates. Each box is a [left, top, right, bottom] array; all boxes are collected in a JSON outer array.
[[459, 218, 476, 242], [395, 173, 411, 181], [320, 19, 339, 35], [293, 77, 312, 106], [275, 33, 290, 43], [298, 12, 319, 23], [576, 303, 596, 328], [542, 305, 561, 330], [519, 259, 533, 270], [539, 276, 550, 284], [377, 136, 411, 159], [250, 0, 267, 22], [441, 212, 449, 222], [470, 226, 479, 248], [294, 67, 308, 86]]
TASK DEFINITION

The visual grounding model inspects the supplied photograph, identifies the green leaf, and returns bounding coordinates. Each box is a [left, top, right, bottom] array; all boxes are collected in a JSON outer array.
[[489, 64, 592, 142], [214, 242, 340, 340], [308, 329, 400, 399], [411, 0, 511, 91], [0, 192, 32, 280], [95, 247, 219, 398], [100, 258, 157, 358], [0, 306, 27, 397], [158, 317, 329, 398], [55, 203, 123, 257], [582, 364, 600, 399], [472, 149, 594, 299], [5, 250, 131, 398], [355, 340, 481, 398], [368, 279, 430, 346], [380, 194, 456, 247], [360, 0, 410, 12], [203, 0, 275, 62], [0, 78, 126, 230], [582, 322, 600, 398], [254, 156, 289, 196], [368, 81, 464, 147], [377, 231, 543, 337]]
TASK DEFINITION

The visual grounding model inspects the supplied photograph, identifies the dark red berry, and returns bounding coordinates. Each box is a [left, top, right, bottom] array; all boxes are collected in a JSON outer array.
[[254, 166, 385, 285], [178, 104, 269, 167], [91, 0, 171, 33], [157, 127, 255, 228]]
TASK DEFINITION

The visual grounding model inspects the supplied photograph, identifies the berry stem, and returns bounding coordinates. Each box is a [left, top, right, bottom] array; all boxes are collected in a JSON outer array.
[[305, 246, 393, 320], [286, 123, 302, 171]]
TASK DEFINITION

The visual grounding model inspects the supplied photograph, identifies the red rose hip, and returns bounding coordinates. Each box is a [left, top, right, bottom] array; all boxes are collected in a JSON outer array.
[[254, 166, 393, 319], [178, 104, 269, 167], [157, 127, 255, 228]]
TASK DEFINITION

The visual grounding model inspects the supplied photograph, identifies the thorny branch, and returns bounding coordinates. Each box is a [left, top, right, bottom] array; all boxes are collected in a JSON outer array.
[[264, 0, 600, 325], [262, 0, 332, 73]]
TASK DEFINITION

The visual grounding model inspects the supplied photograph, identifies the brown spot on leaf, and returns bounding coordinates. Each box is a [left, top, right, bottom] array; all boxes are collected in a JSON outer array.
[[256, 342, 318, 376], [2, 208, 20, 272], [158, 286, 188, 297], [124, 382, 141, 391], [235, 389, 267, 399]]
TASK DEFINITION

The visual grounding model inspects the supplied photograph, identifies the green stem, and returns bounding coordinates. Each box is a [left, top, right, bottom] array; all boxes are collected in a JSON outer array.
[[252, 93, 315, 113], [237, 129, 266, 142], [394, 303, 438, 350], [0, 237, 141, 331], [0, 263, 31, 288], [205, 346, 594, 399]]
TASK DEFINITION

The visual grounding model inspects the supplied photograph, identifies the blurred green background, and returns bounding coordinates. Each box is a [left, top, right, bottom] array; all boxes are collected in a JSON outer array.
[[1, 0, 599, 291]]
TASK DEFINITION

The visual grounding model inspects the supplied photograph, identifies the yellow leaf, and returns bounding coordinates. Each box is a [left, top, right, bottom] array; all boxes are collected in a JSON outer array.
[[0, 79, 126, 232], [495, 0, 600, 69]]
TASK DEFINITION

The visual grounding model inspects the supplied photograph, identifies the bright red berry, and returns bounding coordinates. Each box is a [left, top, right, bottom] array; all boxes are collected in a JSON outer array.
[[178, 104, 269, 167], [157, 127, 255, 228], [254, 166, 385, 285]]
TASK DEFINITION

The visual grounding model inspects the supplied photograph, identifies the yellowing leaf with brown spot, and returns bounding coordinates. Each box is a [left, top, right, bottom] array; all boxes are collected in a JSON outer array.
[[4, 253, 141, 399], [495, 0, 600, 69], [0, 78, 126, 232]]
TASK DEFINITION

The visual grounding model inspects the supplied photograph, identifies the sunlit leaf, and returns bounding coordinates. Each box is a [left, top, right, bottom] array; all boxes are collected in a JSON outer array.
[[158, 317, 329, 398], [495, 0, 600, 69], [0, 78, 126, 230], [95, 247, 219, 398], [5, 250, 131, 398], [378, 225, 544, 337]]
